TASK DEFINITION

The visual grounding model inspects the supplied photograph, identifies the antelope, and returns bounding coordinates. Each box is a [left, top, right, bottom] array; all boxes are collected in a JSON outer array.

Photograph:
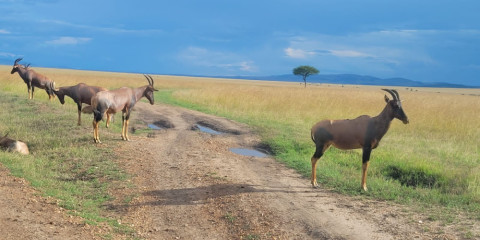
[[310, 89, 409, 191], [91, 74, 158, 143], [0, 133, 29, 155], [51, 82, 110, 126], [10, 58, 56, 100]]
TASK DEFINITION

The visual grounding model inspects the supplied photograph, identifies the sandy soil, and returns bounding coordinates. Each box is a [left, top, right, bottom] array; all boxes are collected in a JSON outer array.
[[0, 101, 474, 239], [0, 165, 104, 240]]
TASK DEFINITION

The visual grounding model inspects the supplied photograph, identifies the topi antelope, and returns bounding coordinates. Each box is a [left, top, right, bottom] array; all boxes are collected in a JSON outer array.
[[11, 58, 56, 100], [0, 133, 29, 155], [310, 89, 409, 191], [51, 82, 109, 126], [91, 74, 158, 143]]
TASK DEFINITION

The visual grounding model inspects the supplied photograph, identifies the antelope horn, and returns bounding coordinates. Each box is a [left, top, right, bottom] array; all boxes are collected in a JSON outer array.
[[391, 89, 400, 100], [14, 58, 23, 65], [381, 89, 399, 101], [143, 74, 152, 86], [147, 74, 154, 86], [49, 81, 56, 91]]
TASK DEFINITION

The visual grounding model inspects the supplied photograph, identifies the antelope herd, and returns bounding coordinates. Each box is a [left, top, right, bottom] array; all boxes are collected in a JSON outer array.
[[6, 58, 409, 191]]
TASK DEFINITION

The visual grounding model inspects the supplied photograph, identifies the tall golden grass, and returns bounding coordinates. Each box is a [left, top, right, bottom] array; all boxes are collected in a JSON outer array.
[[1, 65, 479, 201], [167, 76, 480, 198]]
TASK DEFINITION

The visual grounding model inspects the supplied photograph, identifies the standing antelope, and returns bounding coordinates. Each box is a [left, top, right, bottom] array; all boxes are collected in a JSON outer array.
[[51, 82, 109, 126], [310, 89, 409, 191], [91, 74, 158, 143], [10, 58, 56, 100]]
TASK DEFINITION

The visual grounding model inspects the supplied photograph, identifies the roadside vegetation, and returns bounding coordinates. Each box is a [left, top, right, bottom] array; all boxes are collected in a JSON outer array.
[[158, 79, 480, 213], [0, 66, 135, 238], [0, 65, 479, 230]]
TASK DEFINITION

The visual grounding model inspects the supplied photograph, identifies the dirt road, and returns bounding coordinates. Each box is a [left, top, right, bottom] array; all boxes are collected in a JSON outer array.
[[0, 102, 464, 239], [110, 102, 460, 240]]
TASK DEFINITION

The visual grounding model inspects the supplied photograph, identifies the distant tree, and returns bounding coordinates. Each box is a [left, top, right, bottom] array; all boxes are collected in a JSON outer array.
[[293, 65, 319, 87]]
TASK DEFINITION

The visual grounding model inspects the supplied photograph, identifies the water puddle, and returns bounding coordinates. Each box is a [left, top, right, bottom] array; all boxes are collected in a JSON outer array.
[[147, 123, 163, 130], [230, 148, 268, 158], [196, 124, 223, 135]]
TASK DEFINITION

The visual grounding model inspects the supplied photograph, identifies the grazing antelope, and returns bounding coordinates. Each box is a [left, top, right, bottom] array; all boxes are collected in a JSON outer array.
[[0, 133, 29, 155], [91, 74, 158, 143], [310, 89, 409, 191], [51, 82, 109, 126], [10, 58, 56, 100]]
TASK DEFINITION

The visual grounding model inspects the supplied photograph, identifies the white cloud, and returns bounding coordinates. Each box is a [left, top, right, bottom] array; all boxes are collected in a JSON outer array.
[[46, 36, 91, 45], [329, 50, 371, 58], [284, 29, 442, 67], [285, 47, 371, 59], [178, 46, 257, 73], [284, 47, 316, 59], [239, 61, 254, 71], [0, 29, 10, 34], [0, 52, 15, 58], [40, 20, 164, 35]]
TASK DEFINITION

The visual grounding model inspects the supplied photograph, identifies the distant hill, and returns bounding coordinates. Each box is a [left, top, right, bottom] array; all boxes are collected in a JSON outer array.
[[214, 74, 479, 88]]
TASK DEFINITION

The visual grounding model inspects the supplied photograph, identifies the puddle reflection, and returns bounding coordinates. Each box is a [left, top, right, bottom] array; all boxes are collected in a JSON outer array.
[[148, 124, 163, 130], [197, 124, 223, 135], [230, 148, 268, 158]]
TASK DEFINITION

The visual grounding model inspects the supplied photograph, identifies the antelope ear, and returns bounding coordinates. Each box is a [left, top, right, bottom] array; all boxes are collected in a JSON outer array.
[[384, 95, 389, 103]]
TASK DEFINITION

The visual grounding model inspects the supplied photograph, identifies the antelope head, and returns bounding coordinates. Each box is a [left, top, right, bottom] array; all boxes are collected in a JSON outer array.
[[0, 133, 8, 141], [382, 89, 409, 124], [143, 74, 158, 105], [10, 58, 23, 74], [49, 82, 64, 103]]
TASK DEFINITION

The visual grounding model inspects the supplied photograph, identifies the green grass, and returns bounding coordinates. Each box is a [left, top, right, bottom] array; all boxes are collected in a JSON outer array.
[[0, 91, 134, 237]]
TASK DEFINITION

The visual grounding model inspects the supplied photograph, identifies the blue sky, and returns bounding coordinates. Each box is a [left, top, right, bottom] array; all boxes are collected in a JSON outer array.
[[1, 0, 480, 85]]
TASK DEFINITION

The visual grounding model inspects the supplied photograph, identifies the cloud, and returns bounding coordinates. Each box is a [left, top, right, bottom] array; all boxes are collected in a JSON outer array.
[[329, 50, 371, 58], [239, 61, 254, 71], [285, 47, 371, 59], [0, 52, 15, 58], [40, 19, 164, 35], [283, 29, 442, 66], [0, 29, 10, 34], [178, 46, 257, 73], [45, 36, 91, 45], [284, 48, 316, 59]]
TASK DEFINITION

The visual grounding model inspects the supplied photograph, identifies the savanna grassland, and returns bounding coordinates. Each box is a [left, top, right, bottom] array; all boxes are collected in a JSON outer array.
[[156, 75, 480, 217], [0, 65, 479, 231]]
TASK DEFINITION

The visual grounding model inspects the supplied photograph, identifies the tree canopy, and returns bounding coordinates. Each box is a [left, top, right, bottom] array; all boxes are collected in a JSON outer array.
[[293, 65, 319, 87]]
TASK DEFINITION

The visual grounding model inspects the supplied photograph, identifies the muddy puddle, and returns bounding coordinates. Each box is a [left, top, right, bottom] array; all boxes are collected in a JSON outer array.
[[147, 119, 175, 130], [196, 124, 223, 135], [148, 124, 163, 130], [230, 148, 268, 158]]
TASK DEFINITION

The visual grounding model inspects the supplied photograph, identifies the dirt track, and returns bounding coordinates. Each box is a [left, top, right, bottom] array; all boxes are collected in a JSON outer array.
[[0, 102, 466, 239]]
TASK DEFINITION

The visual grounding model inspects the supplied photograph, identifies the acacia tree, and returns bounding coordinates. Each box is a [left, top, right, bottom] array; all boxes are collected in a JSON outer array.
[[293, 65, 319, 87]]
